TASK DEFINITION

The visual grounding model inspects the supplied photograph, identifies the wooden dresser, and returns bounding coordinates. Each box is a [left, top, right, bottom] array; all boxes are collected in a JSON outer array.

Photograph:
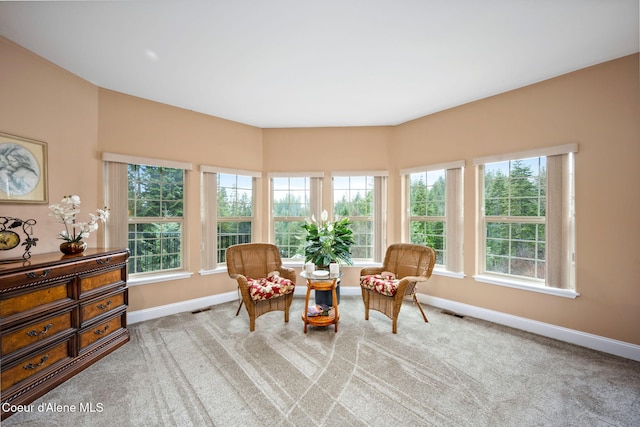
[[0, 248, 129, 420]]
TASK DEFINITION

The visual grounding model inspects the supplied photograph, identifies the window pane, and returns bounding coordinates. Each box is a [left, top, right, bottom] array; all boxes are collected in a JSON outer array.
[[350, 219, 373, 259], [410, 220, 446, 265], [485, 221, 545, 280], [485, 157, 545, 218], [136, 199, 161, 217], [162, 200, 183, 216], [273, 177, 311, 259], [408, 169, 447, 266], [409, 170, 445, 218], [274, 220, 306, 259], [217, 221, 252, 263], [333, 176, 374, 260], [128, 164, 184, 274], [273, 177, 310, 218], [128, 222, 182, 273], [217, 174, 254, 261], [129, 165, 184, 218], [218, 173, 253, 218]]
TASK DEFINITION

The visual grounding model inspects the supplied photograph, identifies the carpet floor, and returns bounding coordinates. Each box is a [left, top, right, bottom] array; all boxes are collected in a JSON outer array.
[[3, 296, 640, 426]]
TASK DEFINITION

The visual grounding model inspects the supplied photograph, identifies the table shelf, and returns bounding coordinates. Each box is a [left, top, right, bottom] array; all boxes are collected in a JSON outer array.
[[301, 272, 340, 333]]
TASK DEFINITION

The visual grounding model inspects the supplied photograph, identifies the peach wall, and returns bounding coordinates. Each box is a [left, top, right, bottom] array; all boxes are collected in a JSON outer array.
[[2, 36, 638, 345], [0, 38, 100, 255], [262, 126, 395, 241], [394, 54, 640, 344], [97, 90, 264, 311], [262, 126, 393, 173]]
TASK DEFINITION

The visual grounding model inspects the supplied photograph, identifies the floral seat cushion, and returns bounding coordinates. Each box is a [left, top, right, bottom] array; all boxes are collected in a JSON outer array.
[[360, 273, 400, 297], [247, 275, 295, 301]]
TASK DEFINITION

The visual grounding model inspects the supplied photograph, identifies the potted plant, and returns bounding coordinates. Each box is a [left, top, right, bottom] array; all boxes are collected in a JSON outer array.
[[49, 195, 109, 255], [301, 210, 354, 269]]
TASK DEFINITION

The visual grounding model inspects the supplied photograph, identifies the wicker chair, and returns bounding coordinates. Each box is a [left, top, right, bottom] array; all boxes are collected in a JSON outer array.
[[360, 243, 436, 333], [226, 243, 296, 331]]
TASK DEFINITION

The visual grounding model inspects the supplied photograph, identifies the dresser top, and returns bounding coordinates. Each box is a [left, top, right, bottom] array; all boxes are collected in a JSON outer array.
[[0, 248, 129, 275]]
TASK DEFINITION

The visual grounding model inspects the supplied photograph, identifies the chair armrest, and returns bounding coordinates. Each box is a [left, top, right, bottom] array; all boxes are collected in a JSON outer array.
[[395, 276, 428, 297], [400, 275, 429, 283], [278, 267, 297, 283], [229, 274, 251, 294], [360, 267, 385, 276]]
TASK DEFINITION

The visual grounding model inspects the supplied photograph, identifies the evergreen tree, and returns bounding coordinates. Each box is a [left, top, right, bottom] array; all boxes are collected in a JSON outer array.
[[484, 159, 546, 278], [127, 165, 184, 273]]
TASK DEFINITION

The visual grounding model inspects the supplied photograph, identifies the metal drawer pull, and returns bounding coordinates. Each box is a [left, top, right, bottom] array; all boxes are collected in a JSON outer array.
[[96, 257, 112, 265], [94, 324, 110, 335], [24, 355, 49, 370], [97, 300, 112, 310], [26, 323, 53, 337], [26, 269, 52, 279]]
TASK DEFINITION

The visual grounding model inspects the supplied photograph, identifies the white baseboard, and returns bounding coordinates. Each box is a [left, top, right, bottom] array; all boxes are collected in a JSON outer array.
[[419, 294, 640, 362], [126, 288, 640, 362], [127, 291, 238, 324]]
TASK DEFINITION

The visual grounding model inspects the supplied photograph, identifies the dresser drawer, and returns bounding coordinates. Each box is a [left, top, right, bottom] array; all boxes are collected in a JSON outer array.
[[0, 281, 75, 324], [1, 338, 74, 391], [80, 288, 127, 327], [78, 267, 125, 298], [79, 311, 126, 352], [1, 309, 75, 359], [0, 249, 129, 421], [0, 262, 75, 289]]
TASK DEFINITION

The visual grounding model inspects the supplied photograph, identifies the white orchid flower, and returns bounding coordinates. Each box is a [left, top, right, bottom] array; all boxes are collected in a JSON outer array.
[[48, 195, 109, 243]]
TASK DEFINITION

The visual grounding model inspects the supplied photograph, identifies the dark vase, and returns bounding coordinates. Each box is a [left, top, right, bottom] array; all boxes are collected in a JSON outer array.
[[60, 241, 87, 255], [314, 263, 341, 306]]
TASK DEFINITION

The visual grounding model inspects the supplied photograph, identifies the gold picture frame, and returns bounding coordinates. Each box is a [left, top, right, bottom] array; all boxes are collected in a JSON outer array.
[[0, 132, 48, 203]]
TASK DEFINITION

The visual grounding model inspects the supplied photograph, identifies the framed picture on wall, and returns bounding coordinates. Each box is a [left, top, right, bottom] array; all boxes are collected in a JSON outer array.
[[0, 132, 48, 203]]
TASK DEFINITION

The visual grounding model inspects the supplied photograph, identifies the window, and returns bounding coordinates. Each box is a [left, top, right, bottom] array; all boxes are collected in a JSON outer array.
[[408, 170, 446, 264], [217, 173, 254, 262], [127, 165, 184, 274], [201, 166, 260, 270], [103, 153, 192, 278], [474, 144, 577, 295], [403, 161, 464, 274], [271, 174, 322, 260], [332, 173, 387, 262], [482, 158, 546, 279]]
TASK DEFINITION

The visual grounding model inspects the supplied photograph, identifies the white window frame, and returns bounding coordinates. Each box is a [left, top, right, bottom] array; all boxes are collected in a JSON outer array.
[[200, 165, 260, 273], [269, 172, 323, 262], [401, 160, 464, 277], [331, 171, 388, 263], [103, 153, 193, 285], [473, 144, 578, 298]]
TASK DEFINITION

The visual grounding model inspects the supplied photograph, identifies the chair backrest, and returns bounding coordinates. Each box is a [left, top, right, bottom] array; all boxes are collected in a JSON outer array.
[[226, 243, 283, 279], [382, 244, 436, 279]]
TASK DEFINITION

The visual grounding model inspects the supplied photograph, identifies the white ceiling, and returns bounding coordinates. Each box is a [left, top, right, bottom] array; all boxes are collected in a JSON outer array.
[[0, 1, 638, 128]]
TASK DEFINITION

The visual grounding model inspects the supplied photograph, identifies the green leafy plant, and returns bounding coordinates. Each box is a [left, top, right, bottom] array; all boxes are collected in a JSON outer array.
[[301, 210, 354, 268]]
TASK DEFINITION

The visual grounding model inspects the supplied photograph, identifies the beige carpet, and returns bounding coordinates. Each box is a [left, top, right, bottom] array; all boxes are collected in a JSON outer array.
[[3, 296, 640, 426]]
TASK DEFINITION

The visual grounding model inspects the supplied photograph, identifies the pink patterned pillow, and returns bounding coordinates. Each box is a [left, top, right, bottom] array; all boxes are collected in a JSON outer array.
[[360, 274, 399, 297], [247, 275, 295, 301]]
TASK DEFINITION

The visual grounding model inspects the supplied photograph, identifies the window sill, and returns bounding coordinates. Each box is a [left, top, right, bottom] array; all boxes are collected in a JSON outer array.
[[433, 269, 465, 279], [199, 267, 228, 276], [128, 271, 194, 287], [282, 261, 375, 269], [473, 274, 579, 299]]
